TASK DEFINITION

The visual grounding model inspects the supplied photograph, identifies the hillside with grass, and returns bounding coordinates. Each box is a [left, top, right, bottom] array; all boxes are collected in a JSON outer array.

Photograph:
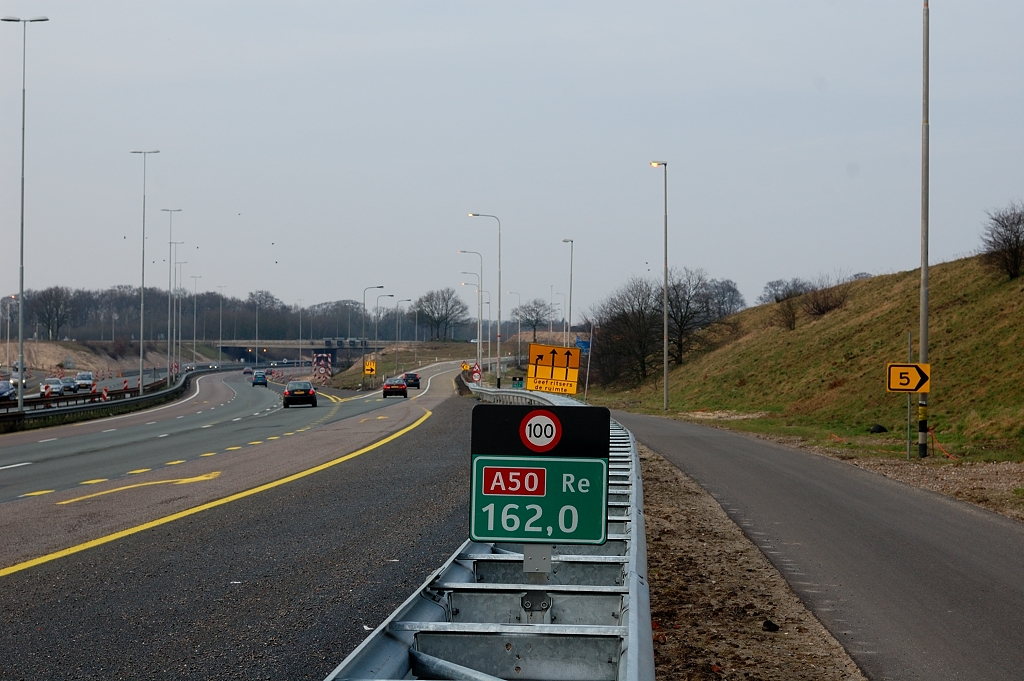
[[589, 256, 1024, 460]]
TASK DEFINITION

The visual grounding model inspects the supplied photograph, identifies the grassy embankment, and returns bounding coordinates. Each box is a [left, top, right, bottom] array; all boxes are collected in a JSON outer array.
[[587, 256, 1024, 463]]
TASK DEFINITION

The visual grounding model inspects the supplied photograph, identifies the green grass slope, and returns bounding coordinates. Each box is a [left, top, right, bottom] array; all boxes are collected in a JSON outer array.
[[589, 256, 1024, 460]]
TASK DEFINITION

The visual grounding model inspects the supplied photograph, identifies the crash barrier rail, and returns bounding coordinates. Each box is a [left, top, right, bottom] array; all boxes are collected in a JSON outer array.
[[325, 386, 654, 681], [0, 365, 238, 432]]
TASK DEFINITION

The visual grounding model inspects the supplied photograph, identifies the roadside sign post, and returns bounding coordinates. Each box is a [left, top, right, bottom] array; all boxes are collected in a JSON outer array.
[[471, 405, 610, 578]]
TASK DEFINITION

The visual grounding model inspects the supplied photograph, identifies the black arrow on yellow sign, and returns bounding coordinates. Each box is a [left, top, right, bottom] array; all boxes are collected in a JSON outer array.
[[886, 363, 930, 393]]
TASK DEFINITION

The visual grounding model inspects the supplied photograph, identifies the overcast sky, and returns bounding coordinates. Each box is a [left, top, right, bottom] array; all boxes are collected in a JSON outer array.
[[2, 1, 1022, 325]]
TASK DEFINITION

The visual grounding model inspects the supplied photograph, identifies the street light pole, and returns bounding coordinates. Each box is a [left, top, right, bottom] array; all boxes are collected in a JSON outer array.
[[191, 275, 201, 364], [3, 15, 48, 410], [563, 238, 574, 348], [556, 293, 567, 346], [651, 160, 669, 411], [162, 209, 181, 380], [919, 0, 930, 457], [508, 291, 521, 367], [375, 294, 393, 384], [469, 214, 502, 386], [458, 249, 484, 372], [361, 285, 383, 389], [131, 149, 159, 395], [175, 260, 186, 374], [297, 298, 303, 369], [397, 298, 411, 376], [217, 285, 226, 365]]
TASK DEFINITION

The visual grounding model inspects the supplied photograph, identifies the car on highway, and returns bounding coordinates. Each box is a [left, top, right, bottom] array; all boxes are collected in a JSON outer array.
[[242, 366, 253, 375], [39, 377, 67, 397], [252, 371, 268, 387], [61, 377, 79, 394], [0, 380, 15, 401], [382, 377, 408, 398], [401, 372, 421, 389], [282, 381, 316, 408], [75, 371, 94, 390]]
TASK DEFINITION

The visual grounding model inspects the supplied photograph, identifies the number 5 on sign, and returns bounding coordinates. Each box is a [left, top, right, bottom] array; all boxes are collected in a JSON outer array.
[[886, 363, 930, 393]]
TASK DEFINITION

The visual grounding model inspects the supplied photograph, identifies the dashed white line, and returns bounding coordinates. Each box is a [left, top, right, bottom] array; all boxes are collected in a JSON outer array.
[[158, 434, 169, 438], [39, 438, 57, 443], [232, 417, 242, 422], [102, 428, 117, 433], [202, 424, 212, 428], [0, 462, 32, 471], [146, 421, 156, 425], [176, 415, 184, 419]]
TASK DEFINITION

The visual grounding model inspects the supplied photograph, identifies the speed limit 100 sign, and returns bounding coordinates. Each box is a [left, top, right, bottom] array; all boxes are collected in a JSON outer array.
[[520, 409, 562, 452]]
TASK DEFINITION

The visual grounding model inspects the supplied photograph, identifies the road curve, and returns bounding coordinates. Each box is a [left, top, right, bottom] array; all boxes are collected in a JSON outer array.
[[613, 410, 1024, 681], [0, 392, 474, 679]]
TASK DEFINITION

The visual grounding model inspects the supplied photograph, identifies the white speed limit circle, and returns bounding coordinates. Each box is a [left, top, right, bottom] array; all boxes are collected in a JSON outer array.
[[519, 409, 562, 453]]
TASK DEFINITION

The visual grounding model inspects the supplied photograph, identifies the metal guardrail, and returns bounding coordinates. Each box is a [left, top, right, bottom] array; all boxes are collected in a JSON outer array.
[[324, 386, 654, 681], [0, 365, 237, 433]]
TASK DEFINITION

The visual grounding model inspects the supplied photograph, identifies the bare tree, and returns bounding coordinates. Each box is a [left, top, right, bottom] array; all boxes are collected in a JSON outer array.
[[980, 200, 1024, 279], [512, 298, 554, 342], [756, 278, 811, 305], [800, 274, 851, 317], [665, 269, 746, 363], [30, 286, 74, 340], [413, 287, 469, 340], [591, 277, 661, 385]]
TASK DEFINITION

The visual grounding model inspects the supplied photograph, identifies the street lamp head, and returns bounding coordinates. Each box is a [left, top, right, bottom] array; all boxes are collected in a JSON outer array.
[[563, 238, 572, 243], [3, 16, 49, 22], [468, 213, 478, 217], [650, 161, 666, 167]]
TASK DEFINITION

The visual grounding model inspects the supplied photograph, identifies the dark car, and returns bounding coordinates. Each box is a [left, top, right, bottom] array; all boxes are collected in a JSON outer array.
[[382, 377, 408, 398], [243, 366, 253, 375], [61, 377, 79, 394], [0, 380, 15, 401], [252, 371, 268, 387], [402, 372, 421, 389], [283, 381, 317, 408]]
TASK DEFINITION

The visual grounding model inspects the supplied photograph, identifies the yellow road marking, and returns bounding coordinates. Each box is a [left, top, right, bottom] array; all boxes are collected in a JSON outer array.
[[80, 479, 108, 485], [376, 416, 388, 420], [248, 441, 262, 445], [58, 472, 222, 505], [283, 432, 294, 436], [20, 490, 54, 498], [226, 446, 242, 451], [267, 436, 279, 440], [1, 410, 432, 578], [201, 452, 216, 457], [166, 460, 185, 465], [359, 418, 370, 423], [127, 469, 151, 474]]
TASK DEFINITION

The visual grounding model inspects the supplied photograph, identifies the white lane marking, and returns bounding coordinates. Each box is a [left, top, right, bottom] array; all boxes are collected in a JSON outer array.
[[232, 417, 242, 422], [0, 462, 32, 471], [158, 434, 169, 438], [413, 365, 459, 399], [76, 374, 210, 424], [176, 416, 184, 419], [196, 411, 203, 414], [202, 424, 212, 428], [146, 421, 156, 425], [39, 438, 57, 443], [102, 428, 117, 433]]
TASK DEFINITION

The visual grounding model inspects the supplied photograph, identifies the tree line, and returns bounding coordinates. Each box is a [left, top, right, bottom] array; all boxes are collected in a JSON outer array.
[[0, 285, 483, 347]]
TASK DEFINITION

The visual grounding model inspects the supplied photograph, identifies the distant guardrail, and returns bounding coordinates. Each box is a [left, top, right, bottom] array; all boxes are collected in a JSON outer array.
[[0, 365, 239, 433], [324, 386, 654, 681]]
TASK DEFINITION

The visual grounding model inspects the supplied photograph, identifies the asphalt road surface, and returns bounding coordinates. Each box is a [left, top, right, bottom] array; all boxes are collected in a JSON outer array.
[[0, 376, 472, 679], [614, 410, 1024, 681]]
